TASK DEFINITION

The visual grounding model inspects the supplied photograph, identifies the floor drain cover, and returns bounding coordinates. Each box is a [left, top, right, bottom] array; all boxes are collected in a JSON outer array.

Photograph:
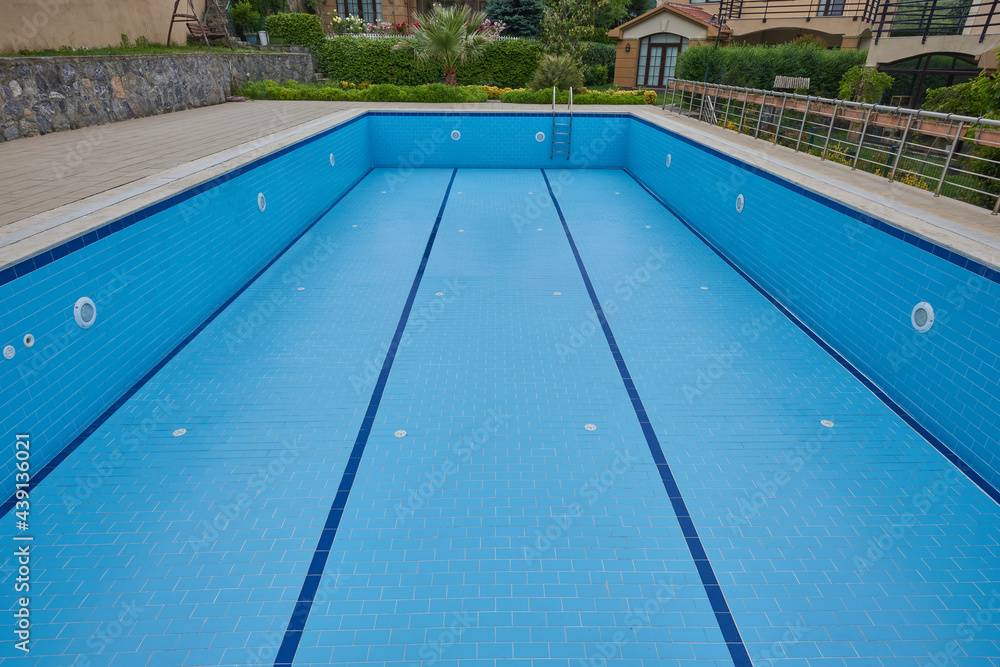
[[394, 430, 407, 437], [700, 287, 709, 290], [173, 429, 187, 437], [297, 287, 305, 291], [584, 424, 597, 431], [821, 420, 834, 428], [553, 292, 562, 296], [435, 292, 444, 296]]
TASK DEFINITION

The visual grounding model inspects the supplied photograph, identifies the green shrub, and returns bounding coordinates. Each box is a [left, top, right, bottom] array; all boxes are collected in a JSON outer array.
[[317, 36, 442, 85], [529, 54, 584, 90], [584, 64, 608, 85], [500, 88, 651, 104], [318, 35, 542, 87], [580, 41, 616, 80], [676, 42, 867, 97], [264, 13, 325, 46], [240, 79, 488, 102], [455, 38, 543, 87], [924, 72, 999, 117]]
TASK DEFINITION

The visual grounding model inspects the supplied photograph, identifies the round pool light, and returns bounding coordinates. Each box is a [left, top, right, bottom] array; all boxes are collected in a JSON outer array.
[[451, 130, 461, 141], [911, 302, 934, 333], [329, 154, 336, 167], [257, 193, 266, 212], [666, 154, 672, 168], [536, 132, 545, 142], [74, 297, 97, 328], [735, 194, 745, 213]]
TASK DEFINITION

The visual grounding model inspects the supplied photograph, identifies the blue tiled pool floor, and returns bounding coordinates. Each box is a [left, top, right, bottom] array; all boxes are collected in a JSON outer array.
[[4, 168, 999, 667]]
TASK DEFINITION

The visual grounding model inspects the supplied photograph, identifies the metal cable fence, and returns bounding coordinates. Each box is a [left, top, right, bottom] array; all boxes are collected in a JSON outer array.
[[662, 78, 1000, 214]]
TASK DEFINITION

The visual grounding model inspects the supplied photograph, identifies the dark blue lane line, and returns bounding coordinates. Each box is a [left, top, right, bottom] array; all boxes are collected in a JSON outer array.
[[0, 167, 375, 521], [541, 170, 753, 667], [626, 171, 1000, 508], [273, 167, 458, 667]]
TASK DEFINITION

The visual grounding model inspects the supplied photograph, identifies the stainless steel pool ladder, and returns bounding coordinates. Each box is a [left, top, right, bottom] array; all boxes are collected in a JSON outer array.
[[551, 86, 573, 159]]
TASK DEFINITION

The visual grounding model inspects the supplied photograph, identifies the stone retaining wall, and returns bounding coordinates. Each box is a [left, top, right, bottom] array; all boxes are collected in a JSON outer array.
[[0, 50, 315, 141]]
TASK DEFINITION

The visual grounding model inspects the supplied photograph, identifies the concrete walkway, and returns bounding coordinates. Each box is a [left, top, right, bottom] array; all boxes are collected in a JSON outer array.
[[1, 99, 998, 272]]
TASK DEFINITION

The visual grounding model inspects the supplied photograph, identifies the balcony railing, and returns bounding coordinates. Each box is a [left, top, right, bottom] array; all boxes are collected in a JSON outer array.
[[873, 0, 1000, 43], [720, 0, 881, 23]]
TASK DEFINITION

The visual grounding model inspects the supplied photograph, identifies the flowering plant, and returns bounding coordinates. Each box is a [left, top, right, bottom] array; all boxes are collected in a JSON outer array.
[[328, 13, 366, 35], [365, 19, 416, 35], [476, 17, 506, 38]]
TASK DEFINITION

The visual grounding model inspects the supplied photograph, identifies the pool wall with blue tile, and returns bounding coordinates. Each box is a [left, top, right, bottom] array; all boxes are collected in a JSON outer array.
[[0, 115, 371, 499], [626, 117, 1000, 489]]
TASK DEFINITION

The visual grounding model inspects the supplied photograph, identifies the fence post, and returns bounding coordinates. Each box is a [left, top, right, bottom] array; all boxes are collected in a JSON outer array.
[[755, 92, 769, 139], [852, 106, 875, 170], [699, 82, 708, 121], [772, 94, 788, 144], [795, 97, 812, 152], [889, 112, 916, 181], [821, 101, 841, 159], [725, 86, 735, 126], [738, 89, 750, 133], [935, 119, 964, 196]]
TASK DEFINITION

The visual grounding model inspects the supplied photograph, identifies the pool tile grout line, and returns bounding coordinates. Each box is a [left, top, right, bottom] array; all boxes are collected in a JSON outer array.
[[626, 169, 1000, 507], [0, 166, 375, 520], [272, 167, 459, 667], [541, 169, 754, 667]]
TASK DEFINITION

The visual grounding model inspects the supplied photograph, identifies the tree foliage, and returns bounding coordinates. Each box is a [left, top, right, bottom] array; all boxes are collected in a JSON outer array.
[[540, 0, 615, 59], [529, 54, 584, 90], [837, 66, 894, 103], [486, 0, 545, 37], [923, 72, 1000, 118]]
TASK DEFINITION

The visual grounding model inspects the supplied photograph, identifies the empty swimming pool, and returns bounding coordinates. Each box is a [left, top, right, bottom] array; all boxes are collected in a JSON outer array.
[[1, 112, 999, 667]]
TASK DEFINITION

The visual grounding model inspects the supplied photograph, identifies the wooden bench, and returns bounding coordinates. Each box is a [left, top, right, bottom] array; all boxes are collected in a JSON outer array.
[[187, 21, 228, 43]]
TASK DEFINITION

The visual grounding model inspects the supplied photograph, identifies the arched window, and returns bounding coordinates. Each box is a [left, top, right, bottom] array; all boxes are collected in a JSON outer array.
[[636, 33, 689, 88]]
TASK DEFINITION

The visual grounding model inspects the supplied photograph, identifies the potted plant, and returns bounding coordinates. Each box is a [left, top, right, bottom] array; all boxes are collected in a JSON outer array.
[[230, 0, 262, 43]]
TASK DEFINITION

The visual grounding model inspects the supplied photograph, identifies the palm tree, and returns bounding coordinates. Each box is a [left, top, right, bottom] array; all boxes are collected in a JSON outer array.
[[398, 5, 491, 86]]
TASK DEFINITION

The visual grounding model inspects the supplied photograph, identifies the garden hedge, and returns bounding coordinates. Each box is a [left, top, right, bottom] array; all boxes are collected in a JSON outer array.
[[676, 42, 868, 98], [241, 80, 489, 102], [317, 36, 543, 88], [264, 13, 326, 46]]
